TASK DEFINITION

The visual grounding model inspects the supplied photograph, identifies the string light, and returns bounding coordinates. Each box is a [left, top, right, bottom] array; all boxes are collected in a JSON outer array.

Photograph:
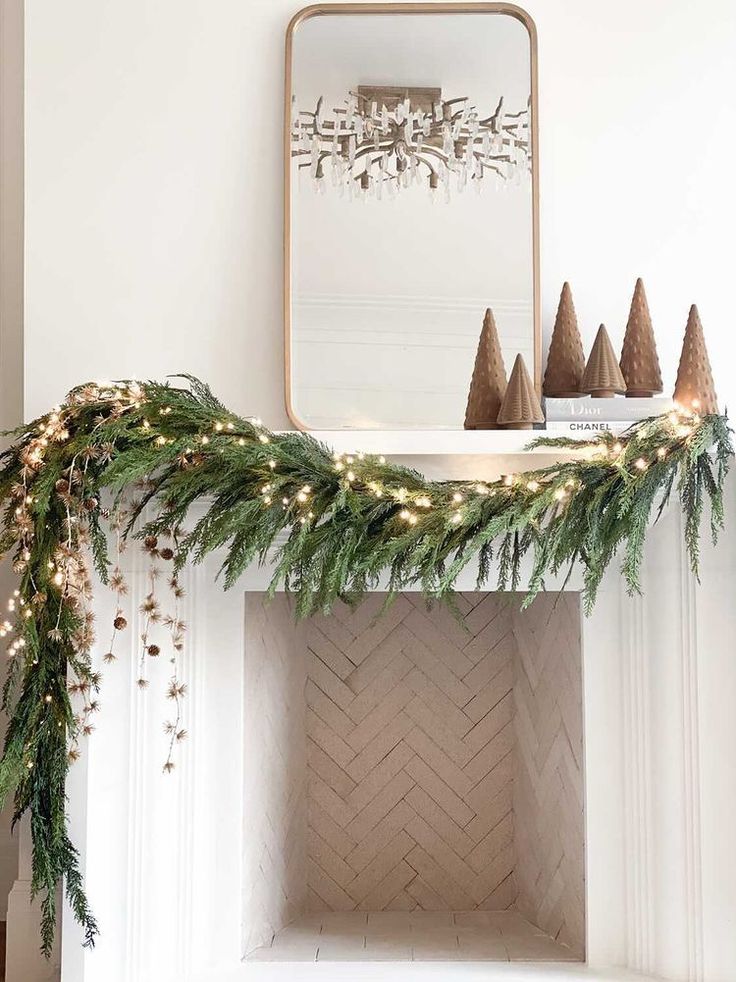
[[452, 493, 464, 503], [635, 458, 648, 471], [526, 480, 540, 492]]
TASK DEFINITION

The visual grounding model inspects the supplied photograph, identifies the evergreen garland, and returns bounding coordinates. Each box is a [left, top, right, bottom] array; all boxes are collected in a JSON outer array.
[[0, 375, 731, 953]]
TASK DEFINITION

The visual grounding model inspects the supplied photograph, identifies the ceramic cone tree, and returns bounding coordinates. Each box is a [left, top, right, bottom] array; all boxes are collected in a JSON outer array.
[[464, 308, 507, 429], [619, 278, 663, 397], [543, 282, 586, 397], [497, 353, 544, 429], [582, 324, 627, 397], [673, 305, 718, 414]]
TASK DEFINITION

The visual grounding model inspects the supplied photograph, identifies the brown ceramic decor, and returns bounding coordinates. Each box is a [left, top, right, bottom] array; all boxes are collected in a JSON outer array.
[[464, 308, 507, 429], [497, 353, 544, 430], [673, 305, 718, 414], [619, 278, 663, 397], [582, 324, 626, 398], [542, 282, 586, 397]]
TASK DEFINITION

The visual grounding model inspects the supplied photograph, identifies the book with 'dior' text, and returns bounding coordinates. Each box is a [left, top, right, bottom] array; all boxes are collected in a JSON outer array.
[[543, 396, 672, 422]]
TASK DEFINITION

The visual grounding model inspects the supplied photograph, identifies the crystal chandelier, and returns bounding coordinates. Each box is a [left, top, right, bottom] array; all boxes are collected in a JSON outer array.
[[290, 85, 531, 200]]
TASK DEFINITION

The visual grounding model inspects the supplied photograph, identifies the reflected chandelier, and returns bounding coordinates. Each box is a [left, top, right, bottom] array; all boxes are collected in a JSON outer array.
[[291, 85, 531, 200]]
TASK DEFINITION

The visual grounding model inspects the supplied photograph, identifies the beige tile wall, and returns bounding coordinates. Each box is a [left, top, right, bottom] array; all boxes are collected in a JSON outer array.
[[243, 596, 307, 953], [243, 592, 584, 955], [512, 594, 585, 955]]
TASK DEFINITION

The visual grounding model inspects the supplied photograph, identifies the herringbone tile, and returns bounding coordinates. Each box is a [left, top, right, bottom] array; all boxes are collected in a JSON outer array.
[[512, 593, 585, 956], [304, 590, 584, 962], [306, 594, 518, 913]]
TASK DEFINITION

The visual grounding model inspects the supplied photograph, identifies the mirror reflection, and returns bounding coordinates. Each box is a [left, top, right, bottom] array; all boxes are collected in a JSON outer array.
[[287, 7, 537, 429]]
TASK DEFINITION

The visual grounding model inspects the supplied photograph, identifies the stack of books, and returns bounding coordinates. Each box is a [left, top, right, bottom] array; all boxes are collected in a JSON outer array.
[[543, 397, 673, 433]]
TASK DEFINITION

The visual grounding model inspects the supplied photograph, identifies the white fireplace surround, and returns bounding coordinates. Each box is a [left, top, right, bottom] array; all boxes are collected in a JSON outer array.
[[6, 448, 726, 982]]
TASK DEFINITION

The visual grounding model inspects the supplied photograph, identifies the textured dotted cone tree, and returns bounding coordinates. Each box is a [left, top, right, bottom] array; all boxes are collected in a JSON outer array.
[[619, 278, 663, 397], [581, 324, 626, 397], [464, 308, 508, 429], [497, 354, 544, 429], [673, 305, 718, 414], [542, 282, 586, 398]]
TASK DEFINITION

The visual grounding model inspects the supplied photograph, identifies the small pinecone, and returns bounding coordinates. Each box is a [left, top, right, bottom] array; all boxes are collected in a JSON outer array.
[[55, 479, 70, 494], [83, 498, 98, 512], [113, 615, 127, 631], [143, 535, 158, 551], [147, 644, 160, 657], [159, 547, 174, 561]]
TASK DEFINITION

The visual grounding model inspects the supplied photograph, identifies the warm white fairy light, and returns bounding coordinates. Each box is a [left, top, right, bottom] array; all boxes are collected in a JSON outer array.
[[554, 488, 567, 501], [258, 434, 270, 444], [415, 496, 431, 508], [268, 459, 276, 469], [657, 447, 667, 459], [451, 511, 463, 524], [503, 475, 514, 487], [635, 458, 648, 471], [526, 480, 540, 492], [346, 470, 356, 482]]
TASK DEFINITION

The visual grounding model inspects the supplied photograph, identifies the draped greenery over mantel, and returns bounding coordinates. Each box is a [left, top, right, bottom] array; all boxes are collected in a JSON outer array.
[[0, 376, 730, 953]]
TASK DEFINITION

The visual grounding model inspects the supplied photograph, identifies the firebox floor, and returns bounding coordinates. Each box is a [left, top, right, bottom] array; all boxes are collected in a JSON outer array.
[[246, 911, 581, 962]]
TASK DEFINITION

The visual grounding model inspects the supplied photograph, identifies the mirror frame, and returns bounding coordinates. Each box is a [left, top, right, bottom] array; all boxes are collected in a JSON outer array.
[[284, 2, 540, 431]]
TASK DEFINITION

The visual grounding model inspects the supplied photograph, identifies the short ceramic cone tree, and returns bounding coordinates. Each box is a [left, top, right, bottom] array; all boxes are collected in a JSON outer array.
[[464, 308, 507, 429], [619, 278, 663, 397], [543, 282, 586, 397], [673, 305, 718, 414], [582, 324, 627, 397], [497, 353, 544, 430]]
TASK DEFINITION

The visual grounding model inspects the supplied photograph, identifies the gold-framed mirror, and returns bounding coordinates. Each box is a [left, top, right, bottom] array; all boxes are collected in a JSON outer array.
[[285, 3, 540, 430]]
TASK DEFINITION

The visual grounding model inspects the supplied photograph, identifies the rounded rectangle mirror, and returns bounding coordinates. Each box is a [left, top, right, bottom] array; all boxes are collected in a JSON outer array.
[[285, 3, 539, 430]]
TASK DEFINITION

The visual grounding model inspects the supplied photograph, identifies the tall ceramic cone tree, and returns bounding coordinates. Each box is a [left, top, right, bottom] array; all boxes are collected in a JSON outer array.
[[464, 308, 507, 429], [673, 305, 719, 414], [619, 278, 663, 397], [543, 282, 586, 397], [582, 324, 627, 398], [497, 353, 544, 429]]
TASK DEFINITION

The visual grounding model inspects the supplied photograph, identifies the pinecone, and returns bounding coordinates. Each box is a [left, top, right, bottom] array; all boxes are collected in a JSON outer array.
[[55, 479, 70, 494], [143, 535, 158, 551], [159, 547, 175, 561], [147, 644, 160, 657], [113, 615, 127, 631], [83, 498, 98, 512]]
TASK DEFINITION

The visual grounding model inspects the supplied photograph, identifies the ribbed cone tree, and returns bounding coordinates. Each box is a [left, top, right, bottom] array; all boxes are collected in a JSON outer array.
[[582, 324, 626, 397], [619, 278, 663, 397], [497, 354, 544, 430], [673, 305, 718, 414], [543, 282, 586, 397], [464, 308, 507, 429]]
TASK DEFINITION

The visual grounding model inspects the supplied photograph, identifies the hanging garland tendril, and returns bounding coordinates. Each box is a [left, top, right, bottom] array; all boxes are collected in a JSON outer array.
[[0, 375, 731, 954]]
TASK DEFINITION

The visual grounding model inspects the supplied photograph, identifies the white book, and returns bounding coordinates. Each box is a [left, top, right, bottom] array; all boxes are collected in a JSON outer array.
[[543, 421, 632, 434], [544, 397, 672, 422]]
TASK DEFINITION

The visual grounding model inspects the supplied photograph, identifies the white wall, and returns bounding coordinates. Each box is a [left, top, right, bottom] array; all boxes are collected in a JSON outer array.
[[0, 0, 24, 919], [23, 0, 736, 424]]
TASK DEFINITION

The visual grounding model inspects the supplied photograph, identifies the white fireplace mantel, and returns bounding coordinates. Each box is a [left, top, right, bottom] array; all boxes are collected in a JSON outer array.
[[7, 448, 732, 982]]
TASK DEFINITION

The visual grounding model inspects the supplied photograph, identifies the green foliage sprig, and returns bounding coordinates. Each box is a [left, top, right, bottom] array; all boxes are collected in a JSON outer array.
[[0, 375, 731, 953]]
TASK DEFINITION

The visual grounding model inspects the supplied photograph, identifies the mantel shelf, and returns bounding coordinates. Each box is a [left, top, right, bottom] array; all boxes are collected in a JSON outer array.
[[282, 429, 586, 457]]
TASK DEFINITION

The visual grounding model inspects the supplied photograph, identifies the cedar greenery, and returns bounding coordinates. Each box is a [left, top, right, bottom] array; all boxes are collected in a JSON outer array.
[[0, 375, 731, 954]]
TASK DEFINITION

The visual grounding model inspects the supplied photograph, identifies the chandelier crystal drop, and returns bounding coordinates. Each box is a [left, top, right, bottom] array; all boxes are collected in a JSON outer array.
[[291, 86, 532, 200]]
